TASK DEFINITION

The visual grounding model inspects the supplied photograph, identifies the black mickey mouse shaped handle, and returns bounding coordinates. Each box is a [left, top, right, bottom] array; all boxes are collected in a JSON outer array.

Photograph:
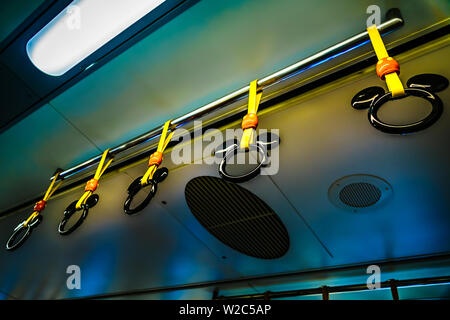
[[58, 194, 99, 235], [124, 168, 168, 215], [216, 80, 280, 183], [352, 74, 447, 134], [216, 132, 279, 183], [352, 26, 447, 134], [58, 149, 112, 235], [123, 120, 174, 215]]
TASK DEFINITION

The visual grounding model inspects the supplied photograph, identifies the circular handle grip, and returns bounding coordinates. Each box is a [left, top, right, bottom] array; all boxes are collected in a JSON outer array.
[[6, 223, 31, 251], [58, 196, 97, 235], [218, 143, 268, 183], [124, 177, 157, 215], [368, 88, 443, 134]]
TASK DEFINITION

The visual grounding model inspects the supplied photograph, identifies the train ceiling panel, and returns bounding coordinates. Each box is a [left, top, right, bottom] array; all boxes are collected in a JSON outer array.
[[0, 62, 40, 126], [0, 168, 246, 299], [1, 36, 449, 299], [0, 0, 449, 300], [0, 103, 100, 212], [0, 1, 44, 45], [266, 43, 450, 265], [153, 162, 334, 275], [47, 0, 448, 151], [0, 0, 449, 213]]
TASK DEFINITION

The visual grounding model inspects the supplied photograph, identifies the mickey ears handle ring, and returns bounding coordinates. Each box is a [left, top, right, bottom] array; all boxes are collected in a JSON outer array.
[[361, 25, 444, 134], [124, 120, 173, 215], [217, 80, 279, 183], [58, 149, 113, 235], [368, 88, 443, 134], [6, 169, 63, 251]]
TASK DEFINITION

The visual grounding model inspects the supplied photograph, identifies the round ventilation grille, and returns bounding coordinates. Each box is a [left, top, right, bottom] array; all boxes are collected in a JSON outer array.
[[185, 176, 289, 259], [339, 182, 381, 208], [328, 174, 392, 212]]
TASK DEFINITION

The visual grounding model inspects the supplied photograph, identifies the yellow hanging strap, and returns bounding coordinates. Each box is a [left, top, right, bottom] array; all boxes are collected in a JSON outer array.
[[75, 149, 113, 209], [141, 120, 174, 186], [240, 79, 263, 150], [367, 25, 405, 98], [23, 171, 63, 227]]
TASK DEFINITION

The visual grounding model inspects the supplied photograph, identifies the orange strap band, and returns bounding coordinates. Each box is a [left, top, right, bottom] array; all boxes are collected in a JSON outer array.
[[23, 171, 63, 227], [33, 200, 47, 212], [141, 120, 173, 186], [75, 149, 113, 209], [376, 57, 400, 80], [242, 113, 258, 130], [148, 151, 163, 167], [240, 80, 262, 149], [84, 178, 99, 192], [367, 25, 405, 97]]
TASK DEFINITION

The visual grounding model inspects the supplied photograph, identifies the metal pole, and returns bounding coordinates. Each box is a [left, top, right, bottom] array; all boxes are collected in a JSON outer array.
[[215, 276, 450, 300], [68, 254, 450, 300], [389, 279, 400, 300], [52, 12, 403, 181], [321, 286, 330, 300]]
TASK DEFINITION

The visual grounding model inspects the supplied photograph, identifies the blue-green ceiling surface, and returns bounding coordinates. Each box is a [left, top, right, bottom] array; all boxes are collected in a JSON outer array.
[[0, 0, 44, 44], [0, 0, 449, 211], [0, 0, 449, 300], [50, 0, 450, 150]]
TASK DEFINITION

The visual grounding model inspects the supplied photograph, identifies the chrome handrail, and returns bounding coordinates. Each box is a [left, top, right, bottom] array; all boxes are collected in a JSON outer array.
[[51, 12, 404, 181]]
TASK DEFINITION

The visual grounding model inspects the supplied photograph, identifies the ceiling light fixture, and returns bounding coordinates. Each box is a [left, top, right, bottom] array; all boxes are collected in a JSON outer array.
[[26, 0, 166, 76]]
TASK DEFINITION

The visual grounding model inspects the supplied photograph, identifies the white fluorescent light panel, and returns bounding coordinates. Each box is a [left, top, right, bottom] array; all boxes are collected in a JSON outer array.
[[27, 0, 166, 76]]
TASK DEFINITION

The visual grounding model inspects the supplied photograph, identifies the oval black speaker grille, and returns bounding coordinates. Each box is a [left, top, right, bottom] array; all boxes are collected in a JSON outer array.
[[339, 182, 381, 208], [185, 176, 289, 259]]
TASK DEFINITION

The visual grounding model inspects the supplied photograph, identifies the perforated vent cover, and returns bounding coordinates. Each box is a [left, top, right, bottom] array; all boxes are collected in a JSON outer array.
[[328, 174, 392, 213], [339, 182, 382, 208], [185, 176, 289, 259]]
